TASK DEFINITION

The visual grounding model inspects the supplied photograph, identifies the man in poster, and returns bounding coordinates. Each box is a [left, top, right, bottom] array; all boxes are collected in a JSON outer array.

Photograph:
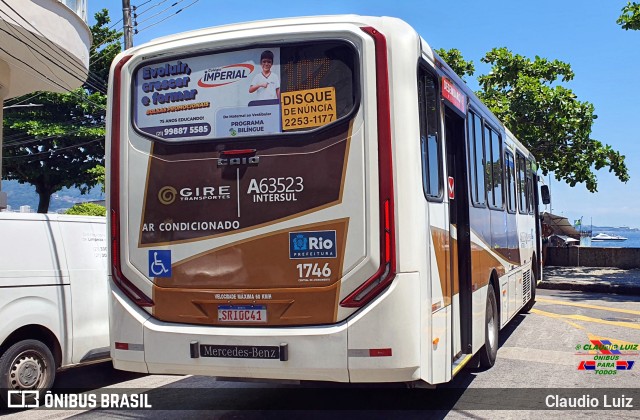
[[248, 50, 280, 103]]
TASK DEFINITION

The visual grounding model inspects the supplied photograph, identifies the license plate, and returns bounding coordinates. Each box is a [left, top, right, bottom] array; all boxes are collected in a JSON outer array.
[[218, 305, 267, 322]]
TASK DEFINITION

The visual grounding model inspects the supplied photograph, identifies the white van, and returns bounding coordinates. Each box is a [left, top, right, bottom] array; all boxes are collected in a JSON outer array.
[[0, 213, 109, 404]]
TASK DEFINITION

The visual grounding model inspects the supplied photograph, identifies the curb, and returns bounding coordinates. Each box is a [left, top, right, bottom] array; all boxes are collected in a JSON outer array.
[[539, 281, 640, 296]]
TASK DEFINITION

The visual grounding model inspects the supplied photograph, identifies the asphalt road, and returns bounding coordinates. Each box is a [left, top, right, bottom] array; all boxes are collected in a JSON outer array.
[[2, 288, 640, 419]]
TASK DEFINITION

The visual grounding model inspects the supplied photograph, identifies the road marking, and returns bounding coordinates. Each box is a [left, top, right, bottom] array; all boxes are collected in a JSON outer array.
[[536, 297, 640, 316], [530, 307, 586, 331], [498, 346, 576, 366], [564, 320, 586, 330], [531, 308, 640, 330]]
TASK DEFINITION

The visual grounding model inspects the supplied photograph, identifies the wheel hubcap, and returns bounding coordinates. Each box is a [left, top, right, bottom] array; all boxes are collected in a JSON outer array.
[[487, 303, 496, 349], [10, 353, 44, 389]]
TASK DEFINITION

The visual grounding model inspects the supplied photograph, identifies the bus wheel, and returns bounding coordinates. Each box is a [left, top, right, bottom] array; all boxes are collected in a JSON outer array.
[[0, 339, 56, 406], [479, 286, 499, 368]]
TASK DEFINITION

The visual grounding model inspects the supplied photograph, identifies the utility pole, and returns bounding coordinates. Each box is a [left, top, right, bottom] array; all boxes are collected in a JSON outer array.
[[122, 0, 134, 49], [548, 174, 552, 214]]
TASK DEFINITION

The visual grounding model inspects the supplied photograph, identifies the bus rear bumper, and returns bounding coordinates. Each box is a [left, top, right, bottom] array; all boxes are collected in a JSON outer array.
[[110, 272, 421, 383]]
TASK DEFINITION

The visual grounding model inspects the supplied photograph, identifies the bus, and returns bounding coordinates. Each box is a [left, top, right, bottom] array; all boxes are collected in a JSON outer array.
[[106, 15, 547, 386]]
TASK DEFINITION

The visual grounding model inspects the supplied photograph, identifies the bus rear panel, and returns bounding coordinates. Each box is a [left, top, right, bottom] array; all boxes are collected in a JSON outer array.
[[108, 16, 423, 384], [107, 15, 539, 385]]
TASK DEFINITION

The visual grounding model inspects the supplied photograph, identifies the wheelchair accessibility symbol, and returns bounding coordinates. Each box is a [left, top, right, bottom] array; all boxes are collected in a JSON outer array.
[[148, 250, 171, 278]]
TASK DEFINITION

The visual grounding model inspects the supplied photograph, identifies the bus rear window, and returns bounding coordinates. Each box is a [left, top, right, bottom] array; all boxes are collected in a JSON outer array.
[[132, 41, 357, 142]]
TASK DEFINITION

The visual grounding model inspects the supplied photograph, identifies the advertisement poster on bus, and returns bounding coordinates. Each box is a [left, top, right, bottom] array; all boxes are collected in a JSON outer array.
[[133, 48, 281, 141]]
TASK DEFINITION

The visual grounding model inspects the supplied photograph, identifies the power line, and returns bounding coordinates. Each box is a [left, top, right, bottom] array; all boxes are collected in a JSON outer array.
[[3, 120, 105, 147], [4, 106, 105, 130], [3, 13, 109, 95], [87, 31, 127, 71], [4, 92, 44, 107], [133, 0, 169, 18], [0, 0, 124, 94], [108, 17, 124, 31], [136, 0, 199, 34], [135, 0, 184, 27], [0, 20, 109, 95], [135, 0, 155, 9], [0, 2, 89, 82], [2, 92, 107, 150], [3, 139, 103, 161], [0, 5, 108, 94], [3, 117, 106, 147], [0, 44, 78, 98], [4, 131, 103, 150], [0, 44, 108, 123]]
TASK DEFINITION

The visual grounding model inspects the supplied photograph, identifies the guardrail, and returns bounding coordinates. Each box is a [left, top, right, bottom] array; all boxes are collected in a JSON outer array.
[[546, 246, 640, 269]]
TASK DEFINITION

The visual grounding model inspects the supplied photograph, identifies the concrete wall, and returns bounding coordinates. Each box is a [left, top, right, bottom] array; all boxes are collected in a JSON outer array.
[[0, 0, 91, 98], [546, 247, 640, 269]]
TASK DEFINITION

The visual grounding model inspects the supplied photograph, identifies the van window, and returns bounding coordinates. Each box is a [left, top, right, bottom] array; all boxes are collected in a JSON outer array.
[[0, 218, 60, 274]]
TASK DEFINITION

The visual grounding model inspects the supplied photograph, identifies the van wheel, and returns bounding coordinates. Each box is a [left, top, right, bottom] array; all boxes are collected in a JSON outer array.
[[0, 339, 56, 405], [478, 286, 499, 368]]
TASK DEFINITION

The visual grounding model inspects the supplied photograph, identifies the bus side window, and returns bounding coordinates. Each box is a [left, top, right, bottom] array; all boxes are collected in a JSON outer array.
[[419, 70, 441, 200], [505, 151, 517, 213], [467, 111, 485, 206], [527, 159, 535, 214], [485, 126, 503, 210], [516, 153, 527, 213]]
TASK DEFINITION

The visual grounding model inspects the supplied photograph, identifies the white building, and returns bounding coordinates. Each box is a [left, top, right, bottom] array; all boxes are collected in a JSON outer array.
[[0, 0, 91, 209]]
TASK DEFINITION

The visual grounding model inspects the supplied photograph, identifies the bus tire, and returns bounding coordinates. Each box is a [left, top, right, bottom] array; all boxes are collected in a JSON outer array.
[[0, 339, 56, 406], [479, 285, 499, 368], [523, 266, 536, 313]]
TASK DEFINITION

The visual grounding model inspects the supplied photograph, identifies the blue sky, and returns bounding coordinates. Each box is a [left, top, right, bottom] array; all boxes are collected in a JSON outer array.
[[95, 0, 640, 228]]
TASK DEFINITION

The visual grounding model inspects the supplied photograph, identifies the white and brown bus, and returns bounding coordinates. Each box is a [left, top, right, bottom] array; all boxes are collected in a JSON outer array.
[[106, 15, 547, 386]]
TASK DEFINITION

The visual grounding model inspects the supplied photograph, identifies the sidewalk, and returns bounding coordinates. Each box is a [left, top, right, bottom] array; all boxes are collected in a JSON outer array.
[[539, 266, 640, 295]]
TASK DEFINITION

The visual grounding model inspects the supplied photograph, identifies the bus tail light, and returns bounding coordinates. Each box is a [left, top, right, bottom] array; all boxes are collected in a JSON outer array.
[[110, 55, 154, 308], [341, 27, 396, 308], [369, 348, 393, 357], [114, 342, 144, 351]]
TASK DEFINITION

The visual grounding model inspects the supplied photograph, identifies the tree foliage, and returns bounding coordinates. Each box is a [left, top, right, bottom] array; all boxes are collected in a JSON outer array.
[[65, 202, 106, 217], [435, 48, 476, 82], [617, 2, 640, 30], [437, 47, 629, 192], [88, 165, 105, 193], [434, 48, 475, 82], [2, 9, 121, 213]]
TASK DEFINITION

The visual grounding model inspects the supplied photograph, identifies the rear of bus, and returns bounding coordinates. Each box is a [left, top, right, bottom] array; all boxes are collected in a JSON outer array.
[[107, 16, 422, 383]]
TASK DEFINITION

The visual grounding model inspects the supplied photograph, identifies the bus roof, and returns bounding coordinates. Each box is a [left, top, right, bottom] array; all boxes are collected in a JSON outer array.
[[145, 15, 402, 47]]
